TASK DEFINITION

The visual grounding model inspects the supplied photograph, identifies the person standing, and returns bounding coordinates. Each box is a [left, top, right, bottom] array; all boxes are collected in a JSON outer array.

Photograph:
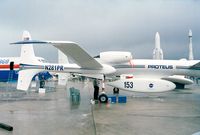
[[93, 79, 99, 100]]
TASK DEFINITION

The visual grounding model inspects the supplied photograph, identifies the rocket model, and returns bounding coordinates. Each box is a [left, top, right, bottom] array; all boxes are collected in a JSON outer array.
[[153, 32, 163, 60], [188, 29, 193, 60]]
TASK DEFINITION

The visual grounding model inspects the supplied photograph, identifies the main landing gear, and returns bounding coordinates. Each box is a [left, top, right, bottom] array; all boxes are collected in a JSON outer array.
[[98, 87, 120, 103], [93, 75, 109, 103], [93, 77, 121, 103], [174, 82, 185, 89], [113, 87, 119, 94]]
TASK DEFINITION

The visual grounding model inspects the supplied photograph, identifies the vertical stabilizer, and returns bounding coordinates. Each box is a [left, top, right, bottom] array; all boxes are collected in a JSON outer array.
[[58, 50, 69, 85], [17, 31, 43, 90], [20, 31, 39, 64]]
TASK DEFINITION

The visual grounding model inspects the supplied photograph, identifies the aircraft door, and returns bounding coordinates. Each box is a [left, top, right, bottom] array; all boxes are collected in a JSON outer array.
[[10, 61, 14, 70]]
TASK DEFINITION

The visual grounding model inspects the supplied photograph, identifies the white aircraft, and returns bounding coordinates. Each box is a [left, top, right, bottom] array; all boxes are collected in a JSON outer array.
[[11, 32, 199, 103], [0, 31, 51, 82]]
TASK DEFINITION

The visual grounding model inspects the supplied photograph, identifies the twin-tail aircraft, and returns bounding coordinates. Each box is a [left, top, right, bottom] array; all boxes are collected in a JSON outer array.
[[11, 32, 198, 103]]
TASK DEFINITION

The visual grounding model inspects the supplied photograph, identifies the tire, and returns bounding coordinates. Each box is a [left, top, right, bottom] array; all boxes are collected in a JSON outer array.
[[98, 94, 108, 103], [113, 87, 119, 94]]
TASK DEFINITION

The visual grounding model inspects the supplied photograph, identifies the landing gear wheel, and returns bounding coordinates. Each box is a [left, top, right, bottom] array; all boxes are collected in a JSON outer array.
[[98, 94, 108, 103], [113, 87, 119, 94]]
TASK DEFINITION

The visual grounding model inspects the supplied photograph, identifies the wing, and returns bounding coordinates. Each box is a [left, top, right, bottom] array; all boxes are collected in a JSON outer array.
[[50, 41, 103, 69], [11, 40, 103, 69], [189, 62, 200, 70], [162, 75, 193, 85]]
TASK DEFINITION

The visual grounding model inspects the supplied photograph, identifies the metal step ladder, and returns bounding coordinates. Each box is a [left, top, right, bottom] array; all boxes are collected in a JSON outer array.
[[7, 70, 14, 83], [7, 61, 15, 90]]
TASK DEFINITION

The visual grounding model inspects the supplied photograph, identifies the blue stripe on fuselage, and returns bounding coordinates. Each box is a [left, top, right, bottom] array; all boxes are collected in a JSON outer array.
[[0, 70, 52, 82], [0, 70, 18, 82]]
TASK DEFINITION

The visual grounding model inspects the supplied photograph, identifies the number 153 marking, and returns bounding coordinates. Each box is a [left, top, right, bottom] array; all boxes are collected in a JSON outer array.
[[124, 82, 133, 89]]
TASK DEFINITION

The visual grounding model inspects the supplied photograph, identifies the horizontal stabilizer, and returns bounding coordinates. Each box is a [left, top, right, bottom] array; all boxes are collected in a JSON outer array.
[[10, 40, 48, 45]]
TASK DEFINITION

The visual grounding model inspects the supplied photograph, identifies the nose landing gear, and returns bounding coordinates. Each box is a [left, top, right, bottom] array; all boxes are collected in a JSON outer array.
[[98, 93, 108, 103], [93, 75, 109, 103]]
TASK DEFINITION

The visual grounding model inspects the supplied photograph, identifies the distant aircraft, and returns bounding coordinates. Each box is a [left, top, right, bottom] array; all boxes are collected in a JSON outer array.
[[11, 32, 200, 103], [0, 31, 51, 82]]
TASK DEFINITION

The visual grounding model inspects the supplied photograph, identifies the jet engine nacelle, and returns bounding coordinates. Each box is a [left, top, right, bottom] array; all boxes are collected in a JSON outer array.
[[107, 78, 176, 92], [99, 51, 132, 64]]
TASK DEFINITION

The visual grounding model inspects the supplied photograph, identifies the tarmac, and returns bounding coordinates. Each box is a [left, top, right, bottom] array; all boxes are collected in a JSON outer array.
[[0, 80, 200, 135]]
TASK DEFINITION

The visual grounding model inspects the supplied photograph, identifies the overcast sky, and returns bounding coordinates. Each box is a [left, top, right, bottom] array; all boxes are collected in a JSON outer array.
[[0, 0, 200, 62]]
